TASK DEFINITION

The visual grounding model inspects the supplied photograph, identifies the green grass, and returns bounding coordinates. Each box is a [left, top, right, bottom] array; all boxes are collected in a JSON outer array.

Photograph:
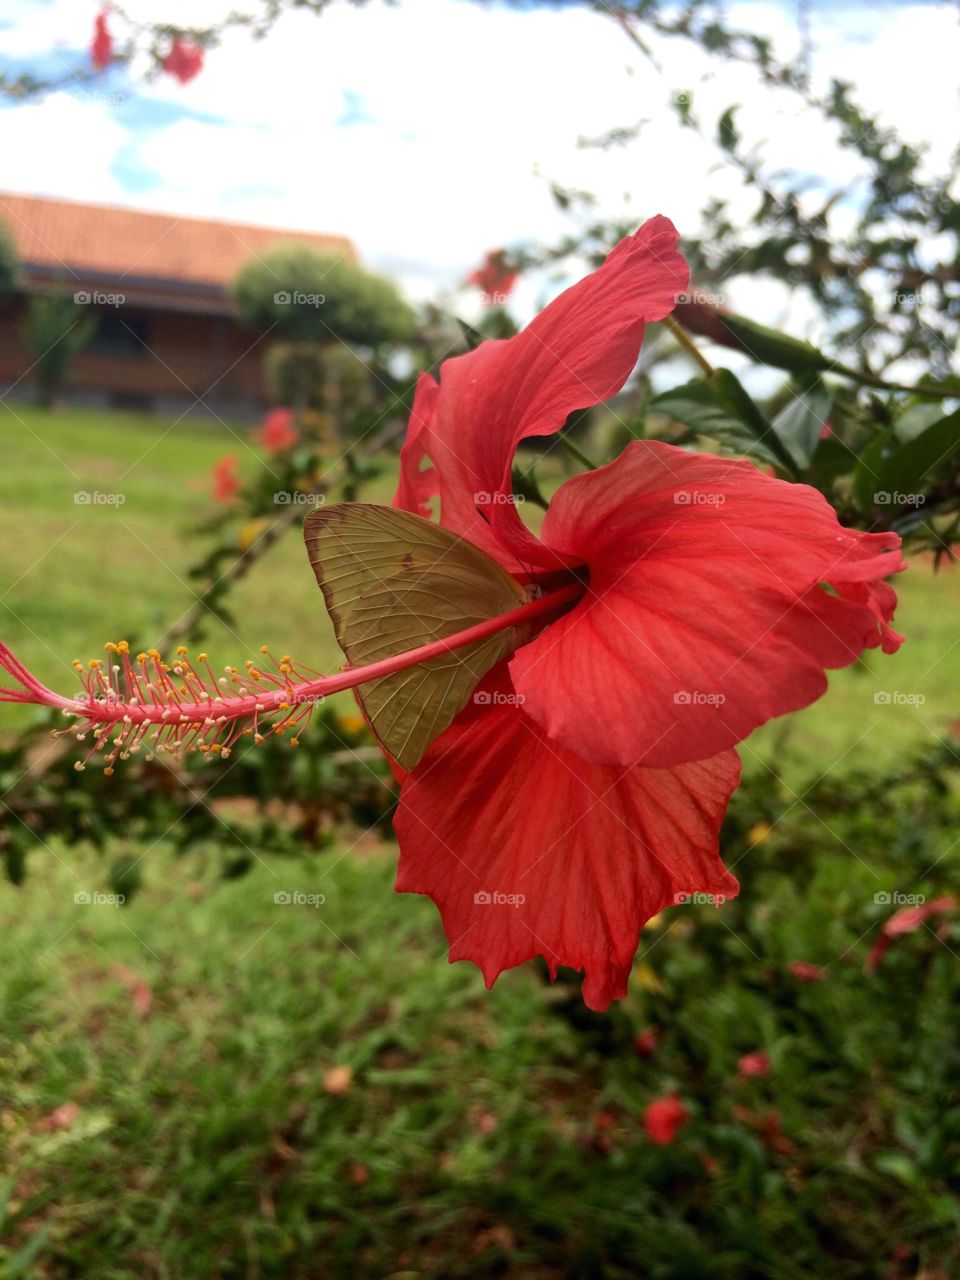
[[2, 405, 960, 1278], [0, 403, 397, 728], [1, 403, 957, 773], [2, 760, 959, 1279]]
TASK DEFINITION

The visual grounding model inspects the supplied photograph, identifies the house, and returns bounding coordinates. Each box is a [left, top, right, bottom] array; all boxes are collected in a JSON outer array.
[[0, 192, 354, 418]]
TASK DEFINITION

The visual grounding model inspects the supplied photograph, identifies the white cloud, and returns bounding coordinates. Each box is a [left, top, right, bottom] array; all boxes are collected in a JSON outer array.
[[0, 0, 956, 331]]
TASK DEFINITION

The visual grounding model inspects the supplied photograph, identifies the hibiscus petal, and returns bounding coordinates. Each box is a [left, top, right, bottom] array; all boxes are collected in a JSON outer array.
[[394, 669, 740, 1011], [393, 217, 688, 570], [510, 440, 906, 768], [393, 372, 440, 520]]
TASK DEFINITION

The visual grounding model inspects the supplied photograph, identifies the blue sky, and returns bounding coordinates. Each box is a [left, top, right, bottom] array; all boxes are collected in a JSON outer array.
[[0, 0, 957, 329]]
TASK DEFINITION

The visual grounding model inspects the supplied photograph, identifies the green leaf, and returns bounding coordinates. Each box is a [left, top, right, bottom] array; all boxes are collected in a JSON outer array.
[[852, 429, 894, 513], [717, 105, 739, 151], [717, 313, 834, 376], [771, 383, 832, 468], [651, 373, 795, 469], [304, 504, 527, 769], [875, 407, 960, 504], [893, 402, 944, 443]]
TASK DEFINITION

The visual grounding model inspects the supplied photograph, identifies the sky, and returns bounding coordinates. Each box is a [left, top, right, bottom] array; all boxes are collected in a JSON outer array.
[[0, 0, 957, 331]]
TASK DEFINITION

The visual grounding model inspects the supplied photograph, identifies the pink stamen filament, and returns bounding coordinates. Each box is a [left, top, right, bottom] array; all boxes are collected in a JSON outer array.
[[0, 583, 581, 771]]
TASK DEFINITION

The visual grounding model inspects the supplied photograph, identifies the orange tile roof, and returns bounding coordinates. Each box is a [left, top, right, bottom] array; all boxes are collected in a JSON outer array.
[[0, 192, 355, 292]]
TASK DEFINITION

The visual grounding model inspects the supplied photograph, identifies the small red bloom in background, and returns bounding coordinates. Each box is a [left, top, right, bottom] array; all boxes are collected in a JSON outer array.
[[733, 1106, 795, 1156], [634, 1027, 659, 1057], [865, 896, 954, 972], [467, 249, 519, 304], [211, 455, 240, 504], [260, 407, 297, 453], [738, 1051, 772, 1078], [91, 9, 112, 70], [787, 960, 827, 982], [644, 1094, 689, 1145], [162, 38, 204, 84]]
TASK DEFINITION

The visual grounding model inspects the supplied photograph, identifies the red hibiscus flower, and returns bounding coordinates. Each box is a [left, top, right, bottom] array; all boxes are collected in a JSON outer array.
[[162, 38, 204, 85], [0, 216, 905, 1013], [634, 1027, 659, 1057], [91, 10, 112, 70], [865, 896, 954, 972], [260, 408, 297, 453], [644, 1094, 689, 1145], [787, 960, 826, 982], [467, 249, 519, 304], [737, 1051, 771, 1078], [390, 215, 904, 1009], [211, 454, 240, 504]]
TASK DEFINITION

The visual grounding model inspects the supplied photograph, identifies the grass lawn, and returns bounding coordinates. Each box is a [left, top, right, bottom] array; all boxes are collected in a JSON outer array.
[[1, 403, 957, 776], [2, 759, 960, 1279], [2, 405, 960, 1278]]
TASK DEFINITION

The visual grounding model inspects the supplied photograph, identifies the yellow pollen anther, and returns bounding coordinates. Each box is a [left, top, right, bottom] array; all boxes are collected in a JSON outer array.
[[177, 645, 189, 656], [103, 766, 114, 776], [117, 641, 130, 654], [260, 645, 270, 654]]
